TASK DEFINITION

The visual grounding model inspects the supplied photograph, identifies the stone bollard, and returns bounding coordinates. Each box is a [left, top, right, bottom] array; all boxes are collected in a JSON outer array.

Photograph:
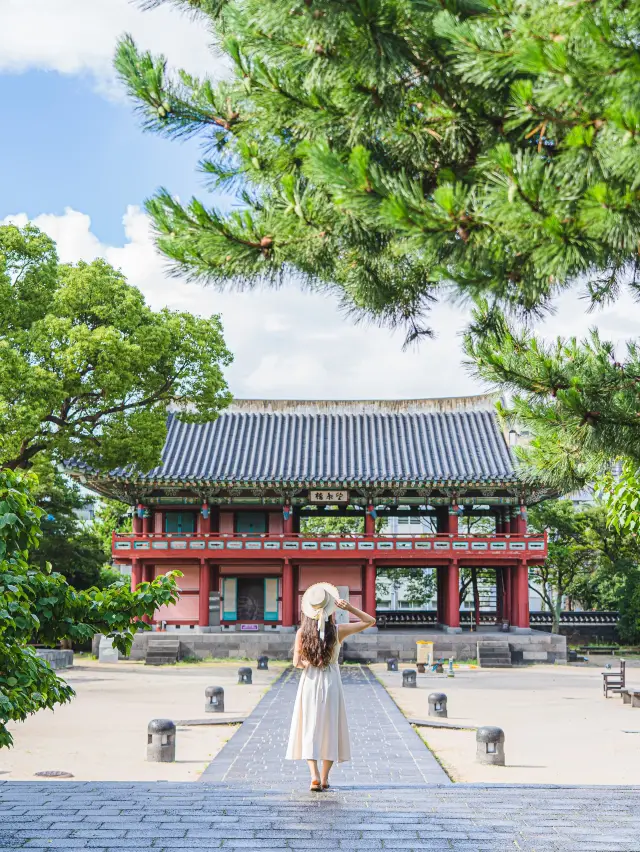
[[402, 669, 417, 688], [476, 726, 505, 766], [387, 658, 399, 672], [621, 689, 631, 705], [428, 692, 448, 718], [257, 655, 269, 670], [205, 686, 225, 713], [147, 719, 176, 763], [417, 663, 426, 674], [434, 661, 444, 674], [238, 667, 252, 684]]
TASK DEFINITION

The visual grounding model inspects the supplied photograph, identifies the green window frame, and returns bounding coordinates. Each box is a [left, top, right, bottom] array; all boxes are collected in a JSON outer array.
[[222, 577, 238, 621], [235, 511, 268, 534], [264, 578, 279, 622], [164, 511, 196, 534]]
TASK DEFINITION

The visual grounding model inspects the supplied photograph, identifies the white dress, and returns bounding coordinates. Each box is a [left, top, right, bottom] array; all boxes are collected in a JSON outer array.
[[285, 638, 351, 763]]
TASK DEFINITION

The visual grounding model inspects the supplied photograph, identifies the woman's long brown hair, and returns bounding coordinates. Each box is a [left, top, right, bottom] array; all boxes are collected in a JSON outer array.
[[299, 614, 338, 668]]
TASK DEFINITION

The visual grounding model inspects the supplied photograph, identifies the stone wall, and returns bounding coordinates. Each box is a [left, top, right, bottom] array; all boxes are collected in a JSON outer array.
[[130, 629, 566, 665], [36, 649, 74, 670]]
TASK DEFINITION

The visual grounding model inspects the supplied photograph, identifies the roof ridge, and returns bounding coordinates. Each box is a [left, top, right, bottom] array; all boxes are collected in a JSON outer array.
[[221, 395, 500, 415]]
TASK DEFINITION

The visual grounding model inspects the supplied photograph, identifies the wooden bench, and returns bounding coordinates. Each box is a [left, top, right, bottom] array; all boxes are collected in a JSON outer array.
[[581, 645, 619, 655], [621, 687, 640, 707], [602, 658, 625, 697]]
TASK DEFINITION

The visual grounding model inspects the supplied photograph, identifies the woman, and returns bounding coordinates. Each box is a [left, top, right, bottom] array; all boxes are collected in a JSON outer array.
[[285, 582, 376, 791]]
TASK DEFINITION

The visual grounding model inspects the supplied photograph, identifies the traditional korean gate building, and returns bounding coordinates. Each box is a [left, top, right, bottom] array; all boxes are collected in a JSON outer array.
[[66, 396, 564, 661]]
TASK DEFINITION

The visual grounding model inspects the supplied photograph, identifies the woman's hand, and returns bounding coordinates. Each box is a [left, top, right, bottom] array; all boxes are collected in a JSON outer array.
[[335, 598, 352, 611]]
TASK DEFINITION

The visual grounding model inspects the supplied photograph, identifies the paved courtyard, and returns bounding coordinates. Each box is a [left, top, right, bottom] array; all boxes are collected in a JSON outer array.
[[374, 661, 640, 784], [1, 664, 640, 850], [0, 659, 285, 782]]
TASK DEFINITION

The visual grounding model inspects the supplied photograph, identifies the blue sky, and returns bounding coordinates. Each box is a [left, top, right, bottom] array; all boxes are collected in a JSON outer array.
[[0, 0, 633, 400], [0, 70, 205, 246]]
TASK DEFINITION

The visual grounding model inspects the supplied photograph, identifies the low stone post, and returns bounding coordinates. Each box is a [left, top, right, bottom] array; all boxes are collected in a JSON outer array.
[[621, 689, 631, 705], [238, 667, 252, 684], [387, 658, 398, 672], [257, 655, 269, 670], [402, 669, 417, 688], [476, 726, 505, 766], [147, 719, 176, 762], [417, 663, 426, 674], [428, 692, 448, 718], [205, 686, 225, 713]]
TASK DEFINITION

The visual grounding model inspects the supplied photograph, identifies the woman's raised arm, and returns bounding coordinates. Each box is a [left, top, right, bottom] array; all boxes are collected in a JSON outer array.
[[336, 599, 376, 640]]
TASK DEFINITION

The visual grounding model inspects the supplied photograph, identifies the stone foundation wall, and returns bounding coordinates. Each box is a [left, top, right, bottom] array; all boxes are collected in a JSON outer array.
[[130, 629, 566, 665], [36, 649, 74, 670]]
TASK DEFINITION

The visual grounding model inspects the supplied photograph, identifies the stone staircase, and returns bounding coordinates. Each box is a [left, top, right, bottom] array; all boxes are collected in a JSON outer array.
[[477, 640, 512, 668], [145, 639, 180, 665]]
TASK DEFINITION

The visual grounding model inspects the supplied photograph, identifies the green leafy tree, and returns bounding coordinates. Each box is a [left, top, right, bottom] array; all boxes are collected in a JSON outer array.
[[28, 462, 107, 589], [527, 500, 601, 633], [91, 498, 133, 557], [0, 223, 232, 471], [527, 499, 640, 637], [299, 513, 370, 536], [117, 0, 640, 339], [0, 469, 179, 747]]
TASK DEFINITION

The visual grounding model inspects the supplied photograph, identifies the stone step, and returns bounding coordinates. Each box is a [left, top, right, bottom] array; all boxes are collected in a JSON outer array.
[[477, 641, 512, 668], [145, 640, 180, 666]]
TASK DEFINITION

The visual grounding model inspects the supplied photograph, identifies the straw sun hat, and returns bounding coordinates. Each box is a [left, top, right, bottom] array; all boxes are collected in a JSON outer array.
[[301, 582, 340, 641]]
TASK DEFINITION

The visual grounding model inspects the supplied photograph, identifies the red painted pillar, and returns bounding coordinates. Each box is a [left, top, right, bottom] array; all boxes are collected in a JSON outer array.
[[132, 511, 142, 535], [198, 560, 211, 627], [504, 565, 512, 626], [283, 507, 293, 536], [131, 559, 141, 592], [365, 506, 375, 536], [282, 559, 294, 626], [448, 504, 459, 536], [511, 561, 530, 628], [142, 509, 151, 535], [444, 561, 460, 629], [364, 560, 377, 617]]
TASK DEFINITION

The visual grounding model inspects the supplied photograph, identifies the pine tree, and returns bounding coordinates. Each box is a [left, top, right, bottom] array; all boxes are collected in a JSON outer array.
[[117, 0, 640, 339], [463, 300, 640, 529]]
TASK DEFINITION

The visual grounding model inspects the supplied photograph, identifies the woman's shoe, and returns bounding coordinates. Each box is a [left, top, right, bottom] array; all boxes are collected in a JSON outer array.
[[309, 780, 322, 792], [321, 782, 330, 790]]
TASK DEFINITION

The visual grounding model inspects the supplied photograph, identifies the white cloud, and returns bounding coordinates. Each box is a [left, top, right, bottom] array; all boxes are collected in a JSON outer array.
[[0, 0, 225, 96], [2, 206, 483, 399], [3, 205, 637, 401]]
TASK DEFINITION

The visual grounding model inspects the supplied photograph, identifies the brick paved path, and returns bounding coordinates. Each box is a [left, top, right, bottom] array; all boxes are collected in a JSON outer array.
[[2, 780, 640, 850], [2, 664, 640, 851], [202, 665, 448, 786]]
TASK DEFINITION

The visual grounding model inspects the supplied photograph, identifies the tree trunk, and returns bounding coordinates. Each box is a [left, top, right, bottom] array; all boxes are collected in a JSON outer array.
[[472, 568, 480, 627], [552, 595, 562, 634]]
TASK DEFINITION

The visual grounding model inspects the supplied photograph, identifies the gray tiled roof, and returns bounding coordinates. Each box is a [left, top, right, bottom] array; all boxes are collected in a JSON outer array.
[[71, 398, 517, 485]]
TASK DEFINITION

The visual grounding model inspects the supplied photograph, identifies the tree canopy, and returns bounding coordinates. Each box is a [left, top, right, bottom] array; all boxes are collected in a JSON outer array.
[[0, 469, 179, 747], [464, 301, 640, 489], [528, 499, 640, 641], [0, 223, 232, 471], [117, 0, 640, 339]]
